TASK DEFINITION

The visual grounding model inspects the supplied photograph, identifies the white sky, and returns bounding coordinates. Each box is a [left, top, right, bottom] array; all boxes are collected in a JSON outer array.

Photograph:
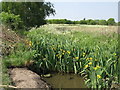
[[47, 2, 119, 22], [0, 0, 119, 2], [46, 0, 119, 2]]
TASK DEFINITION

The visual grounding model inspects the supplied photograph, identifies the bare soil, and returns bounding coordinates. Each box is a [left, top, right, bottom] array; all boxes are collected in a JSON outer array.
[[9, 68, 50, 88]]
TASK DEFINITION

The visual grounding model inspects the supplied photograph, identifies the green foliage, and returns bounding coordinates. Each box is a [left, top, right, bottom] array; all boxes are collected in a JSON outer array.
[[4, 42, 36, 67], [74, 21, 80, 24], [4, 24, 119, 88], [0, 12, 23, 29], [26, 25, 118, 88], [118, 22, 120, 26], [2, 62, 12, 85], [86, 19, 92, 25], [79, 20, 87, 24], [89, 20, 96, 25], [94, 20, 99, 25], [47, 18, 117, 26], [2, 2, 55, 28], [99, 20, 107, 25], [107, 18, 115, 25], [85, 19, 97, 25], [66, 20, 73, 24], [47, 19, 73, 24]]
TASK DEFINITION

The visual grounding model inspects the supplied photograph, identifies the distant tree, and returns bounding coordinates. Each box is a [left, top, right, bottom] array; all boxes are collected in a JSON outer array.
[[89, 20, 96, 25], [74, 21, 80, 24], [47, 19, 68, 24], [47, 18, 116, 26], [86, 19, 92, 25], [2, 2, 55, 28], [66, 20, 73, 24], [118, 22, 120, 26], [107, 18, 115, 25], [71, 21, 75, 24], [94, 20, 99, 25], [99, 20, 107, 25], [79, 20, 87, 24]]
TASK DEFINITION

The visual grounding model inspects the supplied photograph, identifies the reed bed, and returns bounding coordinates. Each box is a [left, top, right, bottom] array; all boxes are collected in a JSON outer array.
[[26, 24, 119, 88]]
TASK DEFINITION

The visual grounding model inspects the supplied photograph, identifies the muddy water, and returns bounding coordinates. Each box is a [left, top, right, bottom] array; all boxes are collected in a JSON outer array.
[[43, 73, 87, 88]]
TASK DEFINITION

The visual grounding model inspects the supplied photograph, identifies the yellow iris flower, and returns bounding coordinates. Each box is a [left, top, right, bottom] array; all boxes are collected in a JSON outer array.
[[97, 75, 101, 79]]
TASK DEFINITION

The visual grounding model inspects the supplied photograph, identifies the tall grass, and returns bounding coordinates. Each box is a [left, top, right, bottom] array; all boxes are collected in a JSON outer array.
[[26, 25, 118, 88], [2, 61, 12, 85], [3, 42, 36, 68]]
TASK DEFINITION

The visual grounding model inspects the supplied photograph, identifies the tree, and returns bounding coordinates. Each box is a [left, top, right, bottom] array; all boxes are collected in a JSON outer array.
[[118, 22, 120, 26], [107, 18, 115, 25], [94, 20, 99, 25], [66, 20, 73, 24], [2, 2, 55, 28], [0, 12, 23, 29], [89, 20, 96, 25], [99, 20, 107, 25], [79, 20, 87, 24], [74, 21, 80, 24], [86, 19, 92, 25]]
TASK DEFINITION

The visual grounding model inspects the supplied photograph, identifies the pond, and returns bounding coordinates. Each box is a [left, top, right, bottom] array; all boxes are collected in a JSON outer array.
[[43, 73, 87, 88]]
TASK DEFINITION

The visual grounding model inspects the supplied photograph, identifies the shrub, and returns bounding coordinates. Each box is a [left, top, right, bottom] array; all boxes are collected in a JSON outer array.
[[47, 19, 72, 24], [99, 20, 107, 25], [0, 12, 23, 30], [118, 22, 120, 26], [3, 42, 36, 67], [94, 20, 99, 25], [47, 19, 117, 26], [89, 20, 96, 25], [107, 18, 115, 25], [79, 20, 87, 24], [86, 19, 92, 25]]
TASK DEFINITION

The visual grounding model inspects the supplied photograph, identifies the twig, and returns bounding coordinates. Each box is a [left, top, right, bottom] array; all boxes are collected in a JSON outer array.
[[0, 85, 17, 88]]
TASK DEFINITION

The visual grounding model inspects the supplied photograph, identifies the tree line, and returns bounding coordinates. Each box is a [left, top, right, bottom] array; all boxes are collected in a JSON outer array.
[[1, 1, 120, 31], [47, 18, 120, 26]]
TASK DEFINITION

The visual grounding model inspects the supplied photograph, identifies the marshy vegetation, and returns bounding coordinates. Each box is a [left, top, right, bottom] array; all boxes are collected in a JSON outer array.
[[2, 24, 120, 88], [1, 1, 120, 89]]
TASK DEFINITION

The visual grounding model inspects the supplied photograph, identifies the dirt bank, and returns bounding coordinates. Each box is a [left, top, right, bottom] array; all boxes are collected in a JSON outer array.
[[9, 68, 50, 88]]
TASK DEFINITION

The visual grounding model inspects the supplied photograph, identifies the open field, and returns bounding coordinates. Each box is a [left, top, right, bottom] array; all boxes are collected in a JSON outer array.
[[43, 24, 118, 35]]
